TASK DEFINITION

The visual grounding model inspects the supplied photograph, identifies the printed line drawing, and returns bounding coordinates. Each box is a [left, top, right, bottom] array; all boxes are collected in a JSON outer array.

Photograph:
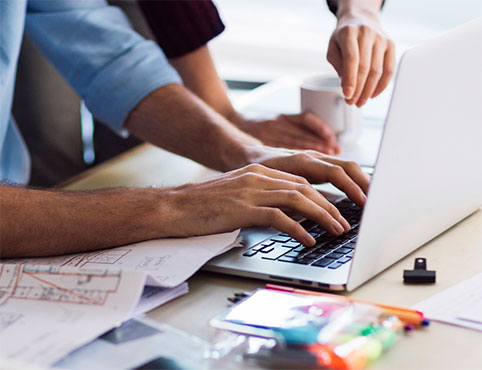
[[60, 249, 132, 268], [0, 265, 121, 307], [136, 256, 171, 271]]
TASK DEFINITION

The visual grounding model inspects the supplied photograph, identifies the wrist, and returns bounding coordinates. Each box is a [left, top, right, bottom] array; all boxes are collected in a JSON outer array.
[[336, 1, 381, 22]]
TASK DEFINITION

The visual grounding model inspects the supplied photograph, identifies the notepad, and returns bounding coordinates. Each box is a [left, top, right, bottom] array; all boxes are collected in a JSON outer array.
[[412, 272, 482, 332]]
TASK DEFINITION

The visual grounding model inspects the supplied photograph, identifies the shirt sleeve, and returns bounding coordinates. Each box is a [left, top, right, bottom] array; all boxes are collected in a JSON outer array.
[[24, 0, 182, 134], [137, 0, 225, 59], [326, 0, 385, 16]]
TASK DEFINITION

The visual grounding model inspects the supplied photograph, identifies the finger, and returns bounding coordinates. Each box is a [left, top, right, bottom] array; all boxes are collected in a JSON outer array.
[[354, 41, 384, 107], [320, 157, 371, 194], [272, 153, 367, 207], [347, 29, 375, 106], [295, 112, 338, 147], [326, 37, 343, 77], [372, 41, 396, 98], [256, 191, 346, 235], [250, 178, 350, 230], [239, 164, 312, 187], [269, 116, 339, 154], [319, 162, 367, 206], [236, 164, 350, 228], [270, 137, 339, 154], [254, 207, 316, 246], [338, 27, 359, 99]]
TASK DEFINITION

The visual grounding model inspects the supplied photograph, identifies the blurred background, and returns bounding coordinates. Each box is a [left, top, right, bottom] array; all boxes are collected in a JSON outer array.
[[209, 0, 482, 121], [14, 0, 481, 186], [211, 0, 482, 81]]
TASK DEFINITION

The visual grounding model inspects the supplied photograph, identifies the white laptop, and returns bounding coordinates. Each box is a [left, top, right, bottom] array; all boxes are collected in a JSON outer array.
[[204, 19, 482, 291]]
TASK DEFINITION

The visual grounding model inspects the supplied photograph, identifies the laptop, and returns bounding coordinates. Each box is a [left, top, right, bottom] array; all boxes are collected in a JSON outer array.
[[204, 19, 482, 291]]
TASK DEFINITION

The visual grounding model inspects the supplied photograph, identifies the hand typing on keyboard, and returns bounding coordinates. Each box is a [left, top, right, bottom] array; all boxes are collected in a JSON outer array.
[[159, 164, 364, 247]]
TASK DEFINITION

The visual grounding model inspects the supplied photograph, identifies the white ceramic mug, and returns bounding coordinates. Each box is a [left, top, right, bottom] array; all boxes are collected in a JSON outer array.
[[300, 75, 361, 147]]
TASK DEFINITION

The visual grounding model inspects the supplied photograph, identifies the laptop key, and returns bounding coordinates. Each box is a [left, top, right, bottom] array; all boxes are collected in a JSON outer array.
[[312, 258, 334, 267], [242, 250, 257, 257], [292, 257, 316, 265], [270, 236, 291, 243], [337, 247, 352, 254], [285, 251, 303, 258], [261, 247, 289, 260], [326, 252, 344, 259], [304, 252, 324, 260], [259, 246, 274, 253], [344, 242, 356, 249], [278, 256, 298, 263], [315, 234, 333, 245], [294, 246, 307, 252], [311, 227, 326, 234], [328, 262, 344, 269], [338, 256, 352, 264], [253, 241, 274, 251], [300, 219, 317, 231], [283, 241, 301, 248]]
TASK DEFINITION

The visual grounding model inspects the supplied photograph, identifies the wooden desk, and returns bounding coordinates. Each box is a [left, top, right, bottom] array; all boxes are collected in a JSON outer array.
[[64, 143, 482, 370]]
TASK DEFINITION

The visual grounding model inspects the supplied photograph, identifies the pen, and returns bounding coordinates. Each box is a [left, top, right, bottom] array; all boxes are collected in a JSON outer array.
[[265, 284, 430, 327]]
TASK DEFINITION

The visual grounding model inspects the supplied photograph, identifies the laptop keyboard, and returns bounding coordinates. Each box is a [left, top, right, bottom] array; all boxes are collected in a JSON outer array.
[[242, 198, 362, 269]]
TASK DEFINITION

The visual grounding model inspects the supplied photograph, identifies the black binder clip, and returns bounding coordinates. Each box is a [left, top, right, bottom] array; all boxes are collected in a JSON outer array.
[[403, 258, 436, 284]]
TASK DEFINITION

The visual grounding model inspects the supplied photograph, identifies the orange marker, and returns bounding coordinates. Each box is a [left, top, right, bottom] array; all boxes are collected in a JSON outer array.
[[265, 284, 430, 327]]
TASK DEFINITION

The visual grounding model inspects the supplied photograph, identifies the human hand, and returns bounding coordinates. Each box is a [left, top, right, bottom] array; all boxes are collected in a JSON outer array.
[[326, 11, 395, 107], [161, 164, 354, 246], [248, 146, 370, 207], [235, 112, 341, 155]]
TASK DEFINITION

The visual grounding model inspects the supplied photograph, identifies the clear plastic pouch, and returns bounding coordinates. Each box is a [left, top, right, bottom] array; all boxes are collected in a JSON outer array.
[[207, 289, 403, 369]]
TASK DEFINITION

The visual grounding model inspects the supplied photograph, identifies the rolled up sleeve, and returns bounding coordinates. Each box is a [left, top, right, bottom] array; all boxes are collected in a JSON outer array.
[[25, 0, 181, 133]]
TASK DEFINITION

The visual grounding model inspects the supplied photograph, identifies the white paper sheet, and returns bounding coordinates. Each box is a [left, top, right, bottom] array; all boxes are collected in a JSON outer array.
[[6, 230, 241, 288], [412, 272, 482, 332], [0, 264, 146, 365], [129, 283, 189, 320], [0, 264, 189, 367], [0, 231, 240, 366]]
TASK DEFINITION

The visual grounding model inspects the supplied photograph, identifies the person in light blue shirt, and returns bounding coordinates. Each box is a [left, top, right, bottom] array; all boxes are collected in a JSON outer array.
[[0, 0, 371, 258], [1, 0, 181, 183]]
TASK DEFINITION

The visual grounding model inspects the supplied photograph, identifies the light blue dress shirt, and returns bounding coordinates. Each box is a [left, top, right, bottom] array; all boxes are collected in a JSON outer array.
[[0, 0, 181, 184]]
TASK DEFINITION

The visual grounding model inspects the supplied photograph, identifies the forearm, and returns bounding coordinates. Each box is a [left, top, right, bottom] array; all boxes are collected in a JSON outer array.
[[0, 185, 171, 258], [169, 46, 238, 121], [124, 83, 261, 172]]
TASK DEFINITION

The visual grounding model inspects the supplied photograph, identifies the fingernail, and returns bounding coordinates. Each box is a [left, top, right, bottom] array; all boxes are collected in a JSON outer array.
[[357, 99, 366, 106], [345, 87, 354, 99], [340, 218, 351, 232], [332, 220, 344, 234], [304, 234, 316, 246]]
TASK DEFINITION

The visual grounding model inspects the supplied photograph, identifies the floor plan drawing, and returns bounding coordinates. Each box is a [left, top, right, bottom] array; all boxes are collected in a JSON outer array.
[[0, 264, 122, 306]]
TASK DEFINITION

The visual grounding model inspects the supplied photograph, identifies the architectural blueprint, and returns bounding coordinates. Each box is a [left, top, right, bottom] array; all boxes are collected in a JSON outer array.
[[0, 230, 239, 365], [0, 264, 146, 365], [7, 230, 241, 288]]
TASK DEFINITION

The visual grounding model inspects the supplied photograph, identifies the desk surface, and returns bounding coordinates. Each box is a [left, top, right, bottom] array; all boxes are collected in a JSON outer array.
[[63, 142, 482, 370]]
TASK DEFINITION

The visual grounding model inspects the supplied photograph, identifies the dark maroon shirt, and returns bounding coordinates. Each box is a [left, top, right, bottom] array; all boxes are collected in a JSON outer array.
[[137, 1, 385, 59], [137, 0, 225, 58]]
